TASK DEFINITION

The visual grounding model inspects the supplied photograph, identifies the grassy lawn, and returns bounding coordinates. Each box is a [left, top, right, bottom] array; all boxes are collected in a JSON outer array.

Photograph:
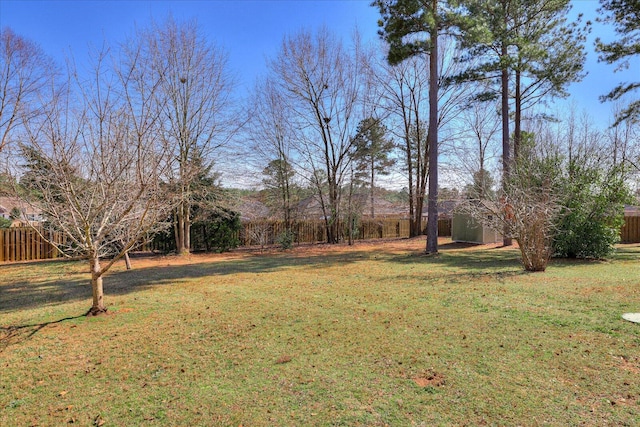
[[1, 237, 639, 426]]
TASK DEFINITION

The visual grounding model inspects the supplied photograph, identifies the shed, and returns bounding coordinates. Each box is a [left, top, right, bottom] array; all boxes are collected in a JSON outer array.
[[451, 211, 501, 244]]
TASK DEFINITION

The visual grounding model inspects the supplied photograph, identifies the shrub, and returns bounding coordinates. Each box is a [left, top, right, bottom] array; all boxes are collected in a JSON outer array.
[[153, 208, 241, 254], [506, 149, 563, 272], [553, 165, 632, 259], [276, 229, 295, 250], [195, 209, 241, 253], [459, 134, 563, 272]]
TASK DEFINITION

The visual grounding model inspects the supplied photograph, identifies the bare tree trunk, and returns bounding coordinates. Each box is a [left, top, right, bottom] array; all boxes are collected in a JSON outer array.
[[184, 204, 191, 253], [425, 6, 439, 255], [406, 133, 418, 237], [283, 170, 292, 231], [328, 171, 340, 244], [415, 193, 425, 236], [408, 185, 416, 237], [416, 115, 427, 237], [514, 67, 521, 161], [124, 251, 132, 270], [175, 203, 189, 255], [501, 41, 513, 247], [174, 209, 179, 253], [88, 256, 107, 316], [370, 157, 375, 219], [348, 168, 355, 246]]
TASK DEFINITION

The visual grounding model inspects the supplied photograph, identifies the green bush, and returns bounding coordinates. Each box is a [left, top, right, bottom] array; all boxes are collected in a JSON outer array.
[[197, 209, 241, 253], [0, 217, 12, 228], [553, 165, 632, 259], [152, 209, 241, 254], [276, 229, 295, 250]]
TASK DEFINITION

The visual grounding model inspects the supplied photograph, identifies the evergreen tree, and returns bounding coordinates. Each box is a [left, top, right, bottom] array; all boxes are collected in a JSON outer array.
[[456, 0, 588, 245], [596, 0, 640, 123], [374, 0, 451, 254], [262, 157, 297, 228], [466, 169, 495, 200], [351, 118, 396, 218]]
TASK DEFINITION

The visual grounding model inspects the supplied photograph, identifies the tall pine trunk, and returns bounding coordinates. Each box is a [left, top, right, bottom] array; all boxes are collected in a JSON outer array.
[[501, 40, 513, 247], [425, 1, 439, 255], [514, 67, 521, 160]]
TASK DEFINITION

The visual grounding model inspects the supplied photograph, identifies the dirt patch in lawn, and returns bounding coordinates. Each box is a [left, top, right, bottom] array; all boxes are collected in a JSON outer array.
[[412, 370, 446, 388]]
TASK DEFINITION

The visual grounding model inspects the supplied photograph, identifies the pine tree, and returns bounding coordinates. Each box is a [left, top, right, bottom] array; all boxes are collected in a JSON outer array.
[[596, 0, 640, 123], [456, 0, 587, 245], [374, 0, 450, 254], [351, 118, 396, 218]]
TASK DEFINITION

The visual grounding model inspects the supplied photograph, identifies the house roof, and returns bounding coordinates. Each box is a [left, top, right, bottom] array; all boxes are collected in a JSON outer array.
[[233, 198, 271, 221], [625, 205, 640, 216], [0, 197, 42, 217], [296, 194, 408, 219]]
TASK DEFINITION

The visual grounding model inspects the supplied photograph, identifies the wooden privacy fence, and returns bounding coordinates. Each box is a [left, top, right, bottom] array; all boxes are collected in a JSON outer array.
[[438, 218, 452, 237], [7, 215, 640, 262], [240, 218, 409, 246], [239, 218, 451, 247], [0, 227, 63, 263], [0, 218, 447, 262], [621, 215, 640, 243]]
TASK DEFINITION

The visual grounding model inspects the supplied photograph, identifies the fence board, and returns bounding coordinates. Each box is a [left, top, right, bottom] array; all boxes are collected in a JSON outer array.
[[621, 215, 640, 243], [438, 219, 452, 237], [143, 215, 640, 252]]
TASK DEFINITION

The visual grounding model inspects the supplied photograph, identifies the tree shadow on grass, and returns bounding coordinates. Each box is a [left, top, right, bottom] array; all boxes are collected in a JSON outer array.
[[611, 244, 640, 262], [0, 313, 86, 354], [396, 241, 640, 273], [7, 240, 632, 318], [0, 250, 371, 314], [390, 244, 524, 271]]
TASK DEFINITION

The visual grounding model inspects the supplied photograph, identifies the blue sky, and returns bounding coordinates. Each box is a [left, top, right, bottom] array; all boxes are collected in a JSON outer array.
[[0, 0, 635, 125], [0, 0, 381, 94]]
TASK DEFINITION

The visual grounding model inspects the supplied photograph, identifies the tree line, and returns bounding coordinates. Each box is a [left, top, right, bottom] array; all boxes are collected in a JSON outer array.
[[1, 0, 640, 313]]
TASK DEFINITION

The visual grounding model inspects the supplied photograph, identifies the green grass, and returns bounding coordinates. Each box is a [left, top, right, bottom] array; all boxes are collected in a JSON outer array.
[[1, 238, 639, 426]]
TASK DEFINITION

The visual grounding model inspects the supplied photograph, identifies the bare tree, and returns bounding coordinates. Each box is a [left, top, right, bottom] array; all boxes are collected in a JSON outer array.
[[605, 104, 640, 172], [17, 49, 172, 316], [373, 54, 427, 237], [450, 98, 501, 198], [247, 78, 299, 229], [129, 18, 236, 255], [268, 28, 372, 243], [0, 28, 57, 154]]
